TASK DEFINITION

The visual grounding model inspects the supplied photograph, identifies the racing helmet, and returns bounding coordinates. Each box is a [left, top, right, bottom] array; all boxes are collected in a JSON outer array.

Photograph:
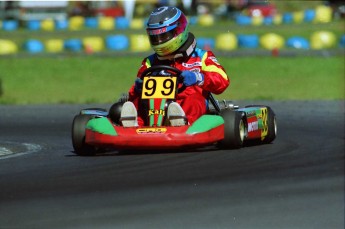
[[146, 6, 189, 56]]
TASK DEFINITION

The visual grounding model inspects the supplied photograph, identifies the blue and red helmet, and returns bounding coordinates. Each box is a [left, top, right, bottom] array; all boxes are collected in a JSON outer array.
[[146, 6, 189, 56]]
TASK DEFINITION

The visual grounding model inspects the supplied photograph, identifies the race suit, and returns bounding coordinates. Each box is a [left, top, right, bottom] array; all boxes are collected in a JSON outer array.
[[128, 47, 230, 126]]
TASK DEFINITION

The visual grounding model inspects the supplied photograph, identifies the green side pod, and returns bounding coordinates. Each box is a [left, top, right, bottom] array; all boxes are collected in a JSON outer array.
[[86, 117, 117, 136], [186, 115, 224, 134]]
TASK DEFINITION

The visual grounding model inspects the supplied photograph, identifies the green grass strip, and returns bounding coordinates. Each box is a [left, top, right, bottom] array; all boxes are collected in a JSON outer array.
[[0, 55, 343, 104]]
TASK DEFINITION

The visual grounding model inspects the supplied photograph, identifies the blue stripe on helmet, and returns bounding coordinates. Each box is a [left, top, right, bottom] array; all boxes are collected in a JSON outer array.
[[147, 9, 181, 29]]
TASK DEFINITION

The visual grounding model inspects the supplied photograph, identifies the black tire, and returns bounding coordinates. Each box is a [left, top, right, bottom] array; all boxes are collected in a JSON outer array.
[[219, 110, 245, 149], [71, 114, 97, 156], [108, 102, 124, 125]]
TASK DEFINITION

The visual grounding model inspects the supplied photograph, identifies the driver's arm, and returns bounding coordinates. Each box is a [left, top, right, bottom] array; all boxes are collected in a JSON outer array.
[[128, 58, 151, 101], [200, 51, 229, 95]]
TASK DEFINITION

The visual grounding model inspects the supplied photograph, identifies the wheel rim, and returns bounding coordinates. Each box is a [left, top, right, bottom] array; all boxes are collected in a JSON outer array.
[[239, 119, 245, 143], [273, 117, 277, 136]]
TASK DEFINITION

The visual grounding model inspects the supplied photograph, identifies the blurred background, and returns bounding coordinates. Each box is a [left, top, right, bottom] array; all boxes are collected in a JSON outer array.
[[0, 0, 344, 55], [0, 0, 344, 104]]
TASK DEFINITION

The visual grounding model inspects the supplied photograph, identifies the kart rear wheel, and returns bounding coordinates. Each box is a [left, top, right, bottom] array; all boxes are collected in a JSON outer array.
[[72, 114, 97, 156], [219, 110, 245, 149]]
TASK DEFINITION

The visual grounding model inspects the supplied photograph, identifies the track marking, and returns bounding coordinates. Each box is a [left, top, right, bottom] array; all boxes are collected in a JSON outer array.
[[0, 147, 12, 156], [0, 141, 42, 159]]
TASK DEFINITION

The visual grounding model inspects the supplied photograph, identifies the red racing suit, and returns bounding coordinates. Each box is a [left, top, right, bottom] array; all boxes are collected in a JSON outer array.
[[128, 47, 230, 126]]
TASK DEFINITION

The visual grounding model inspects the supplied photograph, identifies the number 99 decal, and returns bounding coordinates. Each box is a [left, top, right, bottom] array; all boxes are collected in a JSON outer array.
[[142, 76, 177, 99]]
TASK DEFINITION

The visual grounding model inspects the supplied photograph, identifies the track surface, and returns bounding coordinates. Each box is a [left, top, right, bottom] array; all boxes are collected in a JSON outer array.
[[0, 101, 344, 229]]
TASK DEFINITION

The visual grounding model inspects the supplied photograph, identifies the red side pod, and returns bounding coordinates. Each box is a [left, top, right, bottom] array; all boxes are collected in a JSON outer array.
[[246, 115, 262, 139]]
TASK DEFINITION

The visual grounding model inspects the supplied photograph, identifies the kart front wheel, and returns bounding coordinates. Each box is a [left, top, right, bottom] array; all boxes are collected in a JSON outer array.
[[72, 114, 97, 156], [219, 110, 245, 149]]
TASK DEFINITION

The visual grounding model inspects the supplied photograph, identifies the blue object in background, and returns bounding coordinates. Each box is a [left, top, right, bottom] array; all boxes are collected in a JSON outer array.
[[189, 16, 198, 25], [304, 9, 315, 22], [263, 16, 273, 25], [286, 36, 310, 49], [85, 17, 98, 28], [2, 20, 18, 31], [106, 35, 129, 50], [55, 19, 68, 30], [283, 13, 293, 24], [115, 17, 130, 29], [24, 39, 44, 53], [196, 38, 215, 50], [235, 14, 252, 25], [237, 34, 259, 48], [64, 39, 82, 52], [340, 34, 345, 47], [27, 20, 40, 31]]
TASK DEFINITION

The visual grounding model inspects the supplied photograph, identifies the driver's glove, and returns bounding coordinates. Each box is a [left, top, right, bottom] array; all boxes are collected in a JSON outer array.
[[134, 78, 143, 93], [181, 71, 204, 86]]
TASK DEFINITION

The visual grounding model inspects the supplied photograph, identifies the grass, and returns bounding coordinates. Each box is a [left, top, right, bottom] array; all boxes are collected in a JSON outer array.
[[0, 55, 343, 104], [225, 56, 344, 100]]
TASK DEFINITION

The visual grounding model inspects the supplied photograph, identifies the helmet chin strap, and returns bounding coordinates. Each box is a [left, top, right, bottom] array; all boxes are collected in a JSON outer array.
[[157, 33, 197, 61]]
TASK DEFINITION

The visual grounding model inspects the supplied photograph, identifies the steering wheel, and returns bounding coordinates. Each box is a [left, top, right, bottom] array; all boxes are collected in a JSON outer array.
[[139, 65, 186, 94]]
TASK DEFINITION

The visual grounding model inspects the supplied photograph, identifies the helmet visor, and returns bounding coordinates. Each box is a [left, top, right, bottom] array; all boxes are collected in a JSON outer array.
[[147, 24, 177, 46]]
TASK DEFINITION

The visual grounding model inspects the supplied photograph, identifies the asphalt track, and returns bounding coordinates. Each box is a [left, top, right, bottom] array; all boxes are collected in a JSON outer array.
[[0, 101, 344, 229]]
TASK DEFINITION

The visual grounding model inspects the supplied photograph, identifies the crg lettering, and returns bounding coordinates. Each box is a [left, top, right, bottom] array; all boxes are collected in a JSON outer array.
[[136, 128, 167, 134]]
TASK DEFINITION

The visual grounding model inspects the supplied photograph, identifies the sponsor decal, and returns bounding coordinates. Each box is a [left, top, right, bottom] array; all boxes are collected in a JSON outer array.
[[248, 121, 259, 132], [245, 110, 257, 117], [260, 108, 268, 140], [209, 56, 220, 65], [136, 128, 167, 134], [182, 62, 202, 68], [148, 27, 167, 35], [159, 70, 171, 76], [148, 109, 165, 116]]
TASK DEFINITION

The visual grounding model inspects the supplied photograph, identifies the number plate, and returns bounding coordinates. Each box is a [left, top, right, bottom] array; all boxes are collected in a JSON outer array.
[[142, 76, 177, 99]]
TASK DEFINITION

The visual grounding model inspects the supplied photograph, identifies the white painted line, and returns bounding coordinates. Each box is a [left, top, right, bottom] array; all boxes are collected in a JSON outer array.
[[0, 142, 42, 159], [0, 147, 13, 156]]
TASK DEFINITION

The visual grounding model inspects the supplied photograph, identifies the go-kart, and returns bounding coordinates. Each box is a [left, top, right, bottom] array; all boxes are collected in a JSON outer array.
[[72, 65, 277, 156]]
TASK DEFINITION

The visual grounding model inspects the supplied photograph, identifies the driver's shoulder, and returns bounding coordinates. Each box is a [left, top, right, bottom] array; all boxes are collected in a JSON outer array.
[[144, 53, 157, 64], [193, 47, 207, 58]]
